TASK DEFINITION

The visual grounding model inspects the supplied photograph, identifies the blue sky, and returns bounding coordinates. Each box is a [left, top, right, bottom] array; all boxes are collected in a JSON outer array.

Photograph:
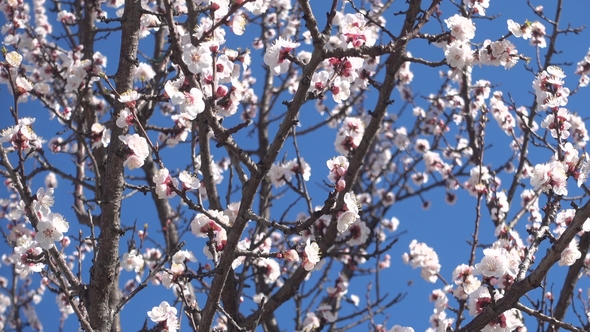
[[3, 0, 590, 331]]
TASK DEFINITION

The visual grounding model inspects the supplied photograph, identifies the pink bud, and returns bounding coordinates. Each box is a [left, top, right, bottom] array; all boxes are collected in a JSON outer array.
[[284, 249, 300, 262], [61, 236, 71, 247], [489, 277, 498, 286], [216, 85, 228, 98]]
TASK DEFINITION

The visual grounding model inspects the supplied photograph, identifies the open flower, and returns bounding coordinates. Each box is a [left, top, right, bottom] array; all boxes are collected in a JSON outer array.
[[35, 213, 69, 249], [118, 90, 140, 108], [302, 239, 321, 271], [559, 239, 581, 266], [179, 171, 200, 190], [263, 37, 300, 75], [5, 51, 23, 67], [180, 87, 205, 119], [183, 45, 213, 75]]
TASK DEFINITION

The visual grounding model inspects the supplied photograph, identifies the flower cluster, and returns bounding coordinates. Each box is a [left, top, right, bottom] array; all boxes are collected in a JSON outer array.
[[533, 66, 570, 110], [507, 19, 547, 48], [334, 117, 365, 155], [147, 301, 179, 332], [326, 155, 349, 191], [119, 134, 150, 170], [268, 158, 311, 188], [530, 160, 568, 196], [337, 13, 377, 48], [164, 77, 206, 120], [0, 118, 42, 152], [7, 187, 70, 280], [438, 14, 521, 70], [402, 240, 441, 283], [153, 168, 180, 199], [489, 91, 516, 135], [464, 0, 490, 15], [467, 286, 523, 331], [191, 209, 229, 254]]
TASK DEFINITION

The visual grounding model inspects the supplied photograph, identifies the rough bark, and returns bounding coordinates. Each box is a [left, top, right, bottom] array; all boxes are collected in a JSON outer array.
[[86, 0, 142, 329]]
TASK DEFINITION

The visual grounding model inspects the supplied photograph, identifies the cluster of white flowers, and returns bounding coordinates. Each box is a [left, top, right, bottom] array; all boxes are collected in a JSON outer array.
[[190, 209, 229, 255], [170, 250, 197, 275], [438, 14, 522, 70], [337, 13, 377, 48], [560, 239, 582, 266], [119, 134, 150, 170], [297, 312, 320, 332], [334, 117, 365, 155], [442, 14, 476, 69], [0, 53, 35, 101], [427, 287, 454, 331], [326, 155, 349, 191], [301, 13, 381, 105], [451, 264, 482, 300], [489, 91, 516, 135], [521, 189, 542, 225], [153, 168, 180, 199], [488, 192, 509, 222], [474, 248, 516, 281], [255, 258, 282, 285], [147, 301, 179, 332], [507, 19, 547, 48], [402, 240, 441, 283], [164, 77, 205, 120], [464, 0, 490, 15], [527, 67, 590, 201], [530, 159, 568, 196], [0, 117, 42, 152], [268, 158, 311, 188], [121, 249, 145, 273], [6, 187, 69, 280], [467, 286, 523, 331], [533, 66, 570, 110], [464, 166, 492, 197]]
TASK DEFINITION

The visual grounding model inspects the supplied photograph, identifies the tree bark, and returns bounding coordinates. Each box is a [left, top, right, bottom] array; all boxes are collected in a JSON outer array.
[[86, 0, 141, 329]]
